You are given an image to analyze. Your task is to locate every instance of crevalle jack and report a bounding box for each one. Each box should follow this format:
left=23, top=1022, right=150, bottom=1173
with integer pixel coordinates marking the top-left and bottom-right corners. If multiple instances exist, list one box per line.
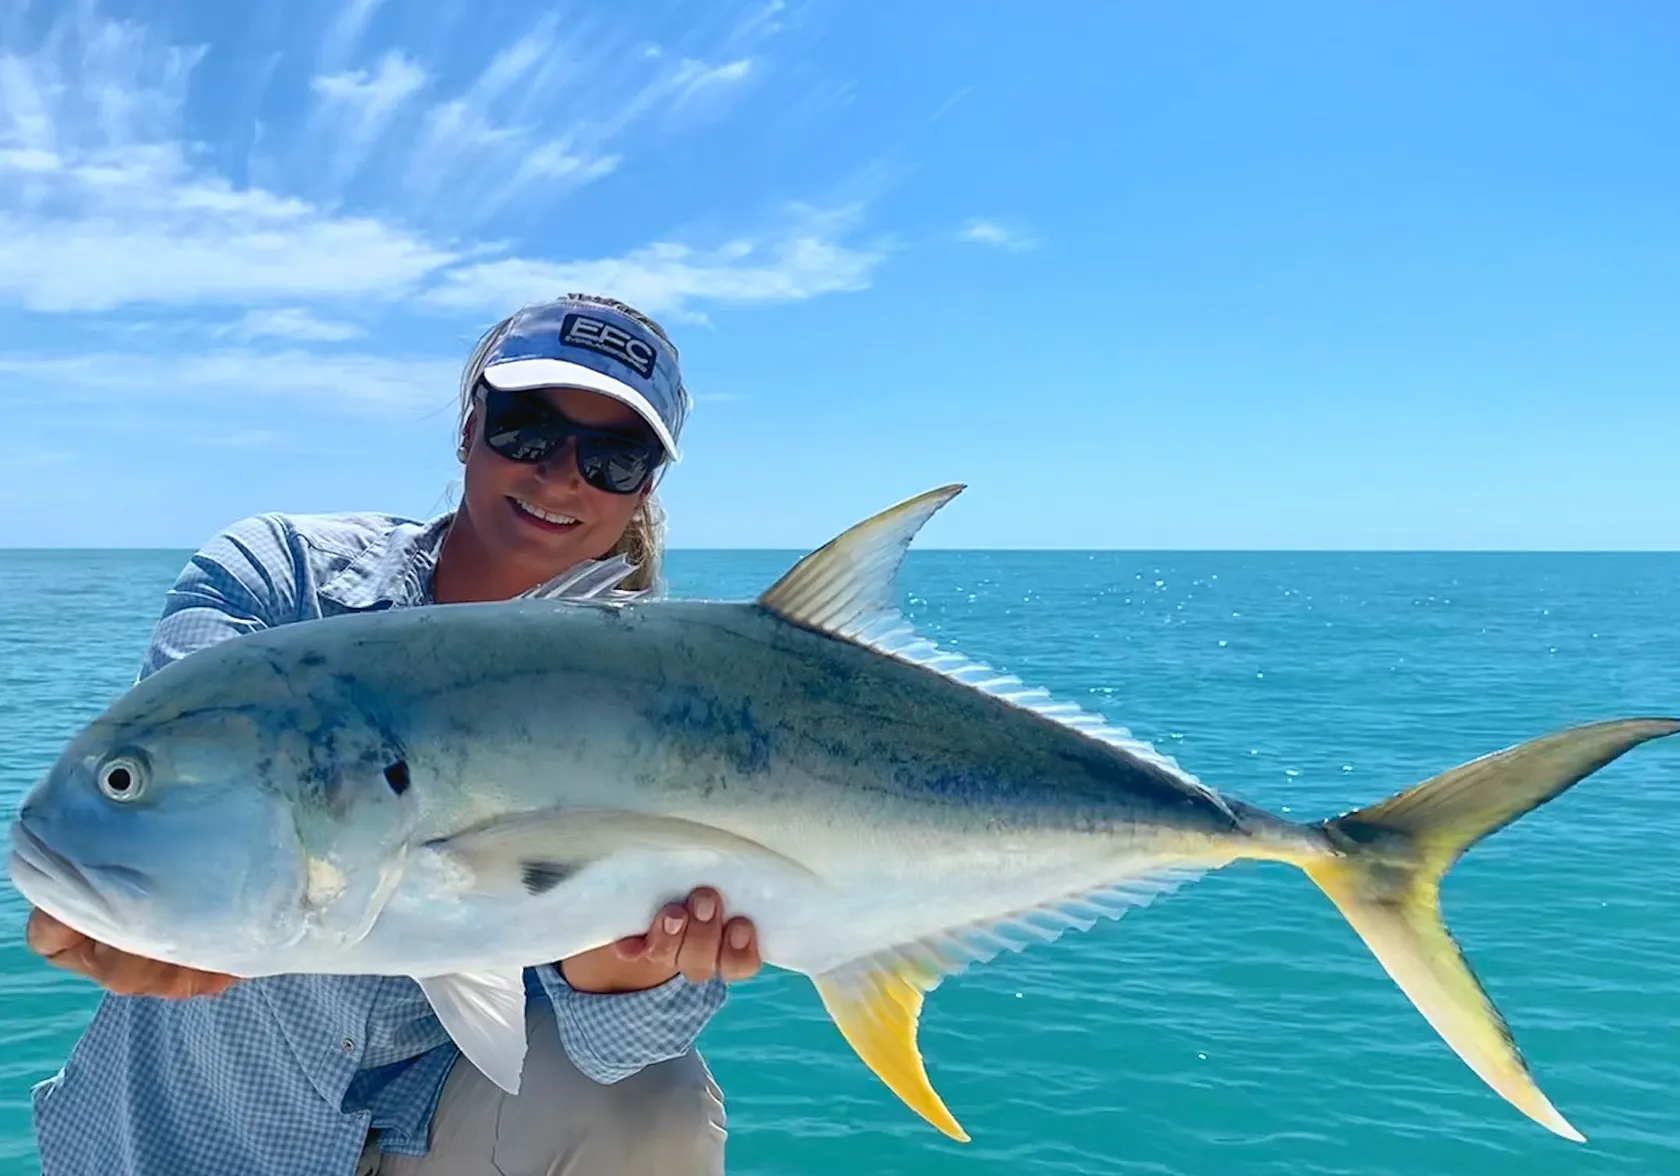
left=9, top=485, right=1676, bottom=1146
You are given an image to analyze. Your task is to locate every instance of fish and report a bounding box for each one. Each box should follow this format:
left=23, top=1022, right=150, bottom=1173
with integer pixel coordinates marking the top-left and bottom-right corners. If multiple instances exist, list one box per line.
left=8, top=484, right=1676, bottom=1146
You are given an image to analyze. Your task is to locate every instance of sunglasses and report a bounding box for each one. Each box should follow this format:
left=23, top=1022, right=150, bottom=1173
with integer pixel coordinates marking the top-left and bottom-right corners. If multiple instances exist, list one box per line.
left=477, top=383, right=665, bottom=495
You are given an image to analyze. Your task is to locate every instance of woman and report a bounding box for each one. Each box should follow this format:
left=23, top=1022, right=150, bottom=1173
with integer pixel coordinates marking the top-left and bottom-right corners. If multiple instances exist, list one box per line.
left=23, top=293, right=760, bottom=1176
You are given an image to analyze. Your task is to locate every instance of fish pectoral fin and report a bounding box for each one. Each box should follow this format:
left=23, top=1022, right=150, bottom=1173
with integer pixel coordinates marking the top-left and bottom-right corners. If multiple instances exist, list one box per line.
left=812, top=952, right=970, bottom=1144
left=416, top=970, right=529, bottom=1095
left=517, top=554, right=647, bottom=602
left=425, top=808, right=817, bottom=897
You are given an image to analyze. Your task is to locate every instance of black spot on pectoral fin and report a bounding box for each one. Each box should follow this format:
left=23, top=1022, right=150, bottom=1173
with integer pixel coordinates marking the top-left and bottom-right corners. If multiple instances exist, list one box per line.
left=384, top=760, right=411, bottom=796
left=520, top=860, right=576, bottom=896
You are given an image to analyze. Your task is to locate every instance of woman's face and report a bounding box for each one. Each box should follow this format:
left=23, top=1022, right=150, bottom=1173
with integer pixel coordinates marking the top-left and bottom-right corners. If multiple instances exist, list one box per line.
left=457, top=385, right=655, bottom=583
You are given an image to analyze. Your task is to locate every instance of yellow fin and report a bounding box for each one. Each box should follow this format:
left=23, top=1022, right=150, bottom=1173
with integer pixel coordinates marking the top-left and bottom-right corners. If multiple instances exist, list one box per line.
left=811, top=953, right=969, bottom=1143
left=1307, top=715, right=1680, bottom=1142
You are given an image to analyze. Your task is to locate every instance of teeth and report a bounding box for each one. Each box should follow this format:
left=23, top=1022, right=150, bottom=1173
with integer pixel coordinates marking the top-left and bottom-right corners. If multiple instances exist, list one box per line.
left=515, top=499, right=578, bottom=526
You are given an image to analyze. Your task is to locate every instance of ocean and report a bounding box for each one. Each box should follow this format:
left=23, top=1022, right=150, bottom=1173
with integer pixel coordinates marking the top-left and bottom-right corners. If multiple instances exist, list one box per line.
left=1, top=547, right=1676, bottom=1175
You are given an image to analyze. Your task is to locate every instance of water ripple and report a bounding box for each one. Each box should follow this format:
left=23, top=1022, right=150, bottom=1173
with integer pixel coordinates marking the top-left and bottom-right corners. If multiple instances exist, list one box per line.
left=1, top=550, right=1677, bottom=1174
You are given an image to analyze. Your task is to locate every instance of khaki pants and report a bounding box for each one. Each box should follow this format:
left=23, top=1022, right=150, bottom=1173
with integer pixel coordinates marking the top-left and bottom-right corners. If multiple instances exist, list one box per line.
left=357, top=1006, right=727, bottom=1175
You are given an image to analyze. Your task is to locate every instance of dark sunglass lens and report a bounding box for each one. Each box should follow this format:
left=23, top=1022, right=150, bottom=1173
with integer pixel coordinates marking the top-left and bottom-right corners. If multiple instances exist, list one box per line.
left=578, top=438, right=656, bottom=493
left=488, top=427, right=560, bottom=463
left=481, top=385, right=661, bottom=487
left=483, top=388, right=565, bottom=462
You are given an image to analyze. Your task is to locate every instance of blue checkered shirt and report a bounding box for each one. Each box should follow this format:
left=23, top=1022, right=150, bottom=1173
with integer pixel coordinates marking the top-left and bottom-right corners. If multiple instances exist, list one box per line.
left=30, top=511, right=728, bottom=1176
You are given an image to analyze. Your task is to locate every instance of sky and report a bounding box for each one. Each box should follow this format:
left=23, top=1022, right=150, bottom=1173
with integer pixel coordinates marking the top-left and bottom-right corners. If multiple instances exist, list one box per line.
left=0, top=0, right=1675, bottom=551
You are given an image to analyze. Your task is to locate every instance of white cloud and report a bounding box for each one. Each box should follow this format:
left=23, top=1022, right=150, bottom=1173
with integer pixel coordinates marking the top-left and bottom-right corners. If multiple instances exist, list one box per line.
left=0, top=349, right=460, bottom=413
left=0, top=204, right=461, bottom=313
left=729, top=1, right=788, bottom=47
left=218, top=308, right=367, bottom=342
left=670, top=57, right=754, bottom=108
left=959, top=218, right=1041, bottom=253
left=307, top=50, right=428, bottom=191
left=390, top=21, right=757, bottom=225
left=319, top=0, right=387, bottom=72
left=0, top=7, right=461, bottom=312
left=0, top=3, right=886, bottom=354
left=422, top=205, right=885, bottom=318
left=394, top=15, right=628, bottom=221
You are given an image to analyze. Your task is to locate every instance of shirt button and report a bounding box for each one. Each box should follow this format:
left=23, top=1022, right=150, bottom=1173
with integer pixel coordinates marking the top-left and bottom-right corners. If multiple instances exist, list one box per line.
left=341, top=1038, right=356, bottom=1054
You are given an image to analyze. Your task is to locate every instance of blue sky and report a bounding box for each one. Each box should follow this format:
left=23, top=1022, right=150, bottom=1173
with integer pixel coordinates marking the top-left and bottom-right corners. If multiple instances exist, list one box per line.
left=0, top=0, right=1675, bottom=550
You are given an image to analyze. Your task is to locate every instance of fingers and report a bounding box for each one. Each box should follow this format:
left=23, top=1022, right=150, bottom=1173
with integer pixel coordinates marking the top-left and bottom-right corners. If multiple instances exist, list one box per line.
left=68, top=939, right=237, bottom=999
left=575, top=888, right=764, bottom=991
left=675, top=888, right=724, bottom=983
left=26, top=907, right=236, bottom=999
left=639, top=902, right=691, bottom=975
left=26, top=908, right=86, bottom=961
left=674, top=888, right=762, bottom=984
left=608, top=933, right=650, bottom=962
left=719, top=916, right=761, bottom=982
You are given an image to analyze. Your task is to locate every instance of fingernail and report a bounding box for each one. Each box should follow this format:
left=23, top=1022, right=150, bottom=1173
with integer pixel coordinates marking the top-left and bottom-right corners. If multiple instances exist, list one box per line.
left=728, top=923, right=750, bottom=950
left=692, top=894, right=716, bottom=922
left=663, top=914, right=685, bottom=935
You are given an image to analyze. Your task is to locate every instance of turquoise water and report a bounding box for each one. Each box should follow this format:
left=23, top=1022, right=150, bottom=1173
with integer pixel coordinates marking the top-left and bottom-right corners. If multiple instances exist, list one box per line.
left=1, top=548, right=1677, bottom=1174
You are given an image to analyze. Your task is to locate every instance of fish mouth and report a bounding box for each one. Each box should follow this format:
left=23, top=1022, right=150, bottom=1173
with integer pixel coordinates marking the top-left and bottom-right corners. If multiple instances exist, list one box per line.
left=11, top=820, right=90, bottom=889
left=8, top=820, right=121, bottom=925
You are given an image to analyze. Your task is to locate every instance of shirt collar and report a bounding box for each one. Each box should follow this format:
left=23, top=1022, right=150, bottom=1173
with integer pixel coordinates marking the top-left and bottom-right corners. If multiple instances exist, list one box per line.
left=317, top=513, right=453, bottom=611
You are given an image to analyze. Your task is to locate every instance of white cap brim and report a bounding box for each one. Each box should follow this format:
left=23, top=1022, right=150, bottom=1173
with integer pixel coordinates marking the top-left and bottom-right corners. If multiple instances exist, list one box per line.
left=481, top=358, right=681, bottom=461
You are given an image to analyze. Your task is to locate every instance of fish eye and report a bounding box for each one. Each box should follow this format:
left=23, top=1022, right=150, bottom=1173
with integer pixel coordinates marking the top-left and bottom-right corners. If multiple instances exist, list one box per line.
left=97, top=755, right=148, bottom=803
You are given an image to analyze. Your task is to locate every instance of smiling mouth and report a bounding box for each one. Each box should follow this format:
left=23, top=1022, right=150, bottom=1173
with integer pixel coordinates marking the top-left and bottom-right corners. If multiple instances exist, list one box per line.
left=509, top=497, right=581, bottom=532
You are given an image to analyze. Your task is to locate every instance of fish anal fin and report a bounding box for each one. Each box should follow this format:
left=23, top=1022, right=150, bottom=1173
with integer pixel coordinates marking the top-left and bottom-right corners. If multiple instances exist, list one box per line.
left=813, top=953, right=969, bottom=1143
left=810, top=860, right=1209, bottom=1142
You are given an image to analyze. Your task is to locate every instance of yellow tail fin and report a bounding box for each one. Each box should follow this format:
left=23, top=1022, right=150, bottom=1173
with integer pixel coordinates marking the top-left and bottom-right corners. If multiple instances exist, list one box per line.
left=1305, top=716, right=1680, bottom=1142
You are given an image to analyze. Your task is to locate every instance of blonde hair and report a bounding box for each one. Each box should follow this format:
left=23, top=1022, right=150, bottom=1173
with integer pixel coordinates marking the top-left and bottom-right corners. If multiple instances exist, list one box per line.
left=455, top=293, right=679, bottom=593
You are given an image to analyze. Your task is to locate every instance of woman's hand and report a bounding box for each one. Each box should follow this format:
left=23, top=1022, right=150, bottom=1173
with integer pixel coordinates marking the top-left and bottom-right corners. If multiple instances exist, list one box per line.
left=25, top=907, right=239, bottom=999
left=559, top=886, right=762, bottom=994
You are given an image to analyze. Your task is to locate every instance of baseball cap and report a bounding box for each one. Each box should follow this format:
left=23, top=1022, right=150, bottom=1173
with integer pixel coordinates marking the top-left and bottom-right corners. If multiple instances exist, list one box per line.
left=477, top=296, right=691, bottom=461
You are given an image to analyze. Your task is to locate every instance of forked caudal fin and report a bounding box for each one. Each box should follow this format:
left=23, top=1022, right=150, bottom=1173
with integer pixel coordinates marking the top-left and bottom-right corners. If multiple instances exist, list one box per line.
left=1304, top=716, right=1680, bottom=1143
left=756, top=489, right=1680, bottom=1142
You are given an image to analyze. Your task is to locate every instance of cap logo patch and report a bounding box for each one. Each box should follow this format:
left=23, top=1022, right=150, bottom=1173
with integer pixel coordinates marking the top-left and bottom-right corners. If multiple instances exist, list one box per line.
left=561, top=313, right=657, bottom=380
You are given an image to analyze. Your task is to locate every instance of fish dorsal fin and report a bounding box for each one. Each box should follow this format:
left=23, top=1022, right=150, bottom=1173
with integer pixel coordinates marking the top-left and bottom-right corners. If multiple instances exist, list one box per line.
left=518, top=554, right=648, bottom=603
left=757, top=485, right=1229, bottom=813
left=757, top=484, right=964, bottom=638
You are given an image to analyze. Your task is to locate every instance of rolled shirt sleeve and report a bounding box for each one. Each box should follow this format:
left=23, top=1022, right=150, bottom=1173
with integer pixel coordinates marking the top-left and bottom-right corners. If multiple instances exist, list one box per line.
left=533, top=965, right=728, bottom=1084
left=136, top=515, right=303, bottom=680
